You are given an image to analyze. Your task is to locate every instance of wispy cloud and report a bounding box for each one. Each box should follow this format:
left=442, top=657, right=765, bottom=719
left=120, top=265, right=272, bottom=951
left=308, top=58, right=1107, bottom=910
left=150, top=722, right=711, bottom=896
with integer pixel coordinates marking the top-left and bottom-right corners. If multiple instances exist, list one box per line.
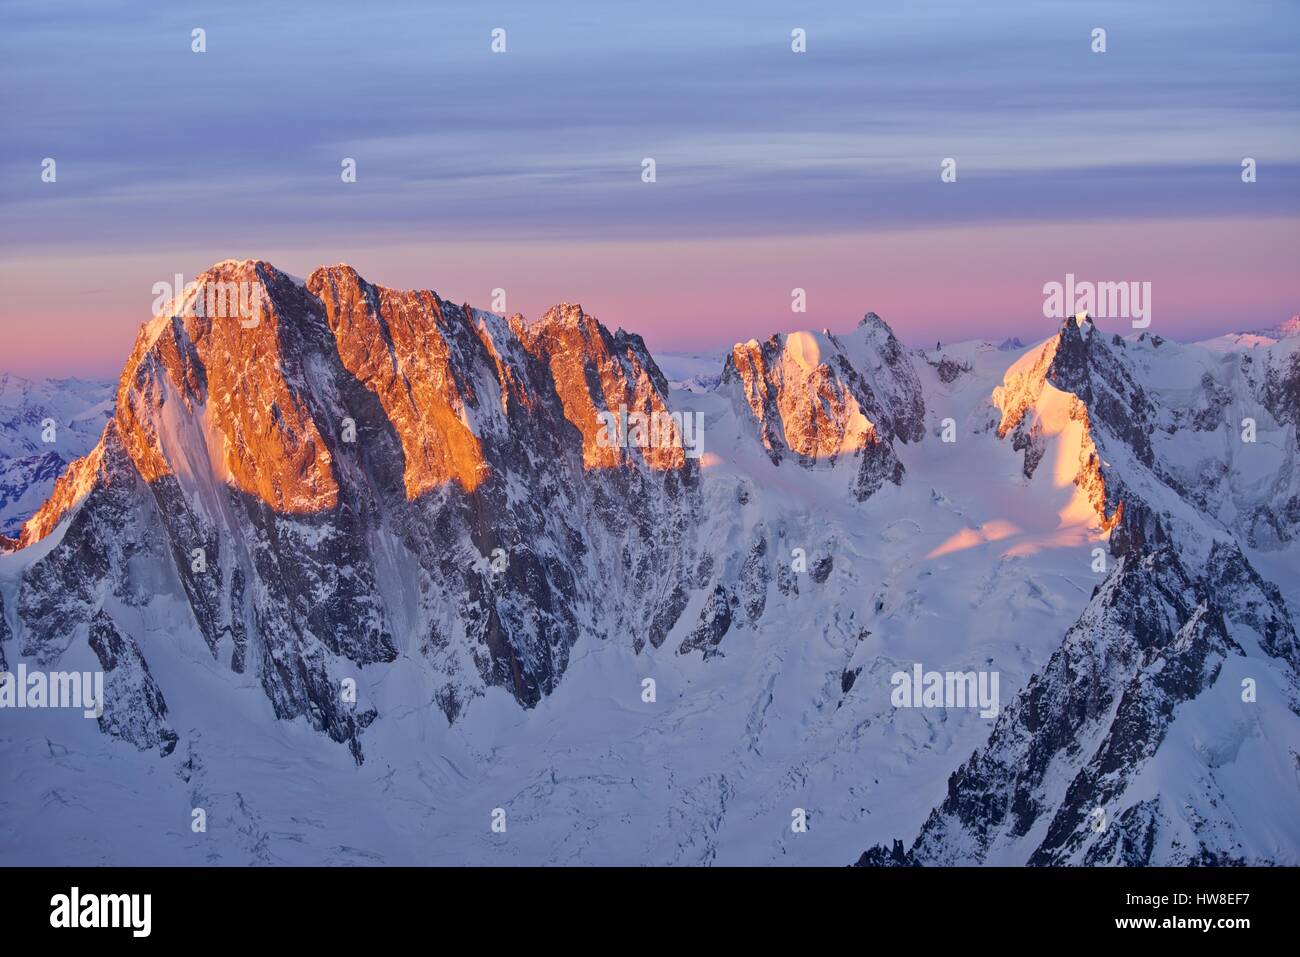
left=0, top=0, right=1296, bottom=373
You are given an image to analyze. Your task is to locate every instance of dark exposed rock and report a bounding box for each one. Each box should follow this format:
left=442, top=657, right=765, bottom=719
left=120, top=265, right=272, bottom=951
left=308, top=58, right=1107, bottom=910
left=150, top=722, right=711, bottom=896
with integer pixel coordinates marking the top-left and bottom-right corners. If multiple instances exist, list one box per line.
left=852, top=438, right=905, bottom=501
left=931, top=355, right=972, bottom=384
left=854, top=839, right=915, bottom=867
left=1010, top=419, right=1045, bottom=480
left=1047, top=316, right=1155, bottom=469
left=88, top=610, right=178, bottom=756
left=645, top=583, right=690, bottom=652
left=678, top=585, right=736, bottom=659
left=0, top=592, right=8, bottom=672
left=840, top=666, right=860, bottom=695
left=776, top=555, right=799, bottom=598
left=739, top=534, right=769, bottom=624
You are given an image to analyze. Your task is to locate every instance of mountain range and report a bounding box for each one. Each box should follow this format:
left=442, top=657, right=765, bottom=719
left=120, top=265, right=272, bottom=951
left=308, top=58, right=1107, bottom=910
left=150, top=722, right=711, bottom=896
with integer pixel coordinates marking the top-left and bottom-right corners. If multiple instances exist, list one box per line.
left=0, top=374, right=113, bottom=539
left=0, top=259, right=1296, bottom=866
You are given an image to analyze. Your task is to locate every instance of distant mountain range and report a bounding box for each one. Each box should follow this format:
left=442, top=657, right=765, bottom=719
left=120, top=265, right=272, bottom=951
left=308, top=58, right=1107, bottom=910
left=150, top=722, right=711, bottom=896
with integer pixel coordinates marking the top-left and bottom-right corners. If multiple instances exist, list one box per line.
left=0, top=374, right=113, bottom=538
left=0, top=259, right=1295, bottom=865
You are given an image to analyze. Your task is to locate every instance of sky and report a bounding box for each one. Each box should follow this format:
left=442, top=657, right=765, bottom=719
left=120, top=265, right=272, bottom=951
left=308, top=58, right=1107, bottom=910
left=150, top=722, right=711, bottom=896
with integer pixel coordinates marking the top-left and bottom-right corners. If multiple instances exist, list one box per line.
left=1, top=0, right=1297, bottom=377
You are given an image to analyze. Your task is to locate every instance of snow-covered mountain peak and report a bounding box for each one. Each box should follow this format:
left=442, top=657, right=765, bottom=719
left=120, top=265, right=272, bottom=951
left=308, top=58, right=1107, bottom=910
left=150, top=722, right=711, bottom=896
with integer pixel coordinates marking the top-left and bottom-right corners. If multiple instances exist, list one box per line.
left=1261, top=314, right=1300, bottom=339
left=2, top=266, right=1297, bottom=867
left=517, top=301, right=680, bottom=471
left=533, top=301, right=590, bottom=329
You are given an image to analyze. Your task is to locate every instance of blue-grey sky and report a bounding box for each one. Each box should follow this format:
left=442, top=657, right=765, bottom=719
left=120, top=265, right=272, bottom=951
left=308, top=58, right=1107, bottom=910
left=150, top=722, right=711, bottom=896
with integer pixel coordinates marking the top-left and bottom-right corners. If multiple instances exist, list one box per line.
left=1, top=0, right=1297, bottom=374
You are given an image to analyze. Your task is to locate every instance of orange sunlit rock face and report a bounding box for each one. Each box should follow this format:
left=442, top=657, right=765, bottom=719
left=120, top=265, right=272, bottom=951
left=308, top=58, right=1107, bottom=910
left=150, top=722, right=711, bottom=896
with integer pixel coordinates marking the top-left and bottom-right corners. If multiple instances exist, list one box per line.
left=153, top=261, right=340, bottom=513
left=992, top=333, right=1122, bottom=536
left=730, top=333, right=878, bottom=460
left=308, top=265, right=487, bottom=497
left=518, top=303, right=685, bottom=471
left=728, top=341, right=774, bottom=442
left=114, top=326, right=181, bottom=486
left=17, top=262, right=690, bottom=550
left=992, top=335, right=1059, bottom=440
left=23, top=261, right=342, bottom=542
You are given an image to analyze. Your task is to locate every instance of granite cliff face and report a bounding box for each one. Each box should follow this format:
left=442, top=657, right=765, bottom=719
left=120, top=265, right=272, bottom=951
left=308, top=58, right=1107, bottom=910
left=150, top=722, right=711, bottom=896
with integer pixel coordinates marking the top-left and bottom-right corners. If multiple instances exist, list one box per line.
left=2, top=268, right=1296, bottom=866
left=8, top=260, right=703, bottom=760
left=722, top=313, right=924, bottom=501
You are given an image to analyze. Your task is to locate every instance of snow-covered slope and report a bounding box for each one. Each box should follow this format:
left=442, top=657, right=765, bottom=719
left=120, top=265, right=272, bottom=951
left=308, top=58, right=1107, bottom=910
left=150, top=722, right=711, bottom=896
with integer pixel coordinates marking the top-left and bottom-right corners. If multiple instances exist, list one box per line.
left=1, top=267, right=1295, bottom=866
left=654, top=351, right=724, bottom=394
left=857, top=317, right=1300, bottom=866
